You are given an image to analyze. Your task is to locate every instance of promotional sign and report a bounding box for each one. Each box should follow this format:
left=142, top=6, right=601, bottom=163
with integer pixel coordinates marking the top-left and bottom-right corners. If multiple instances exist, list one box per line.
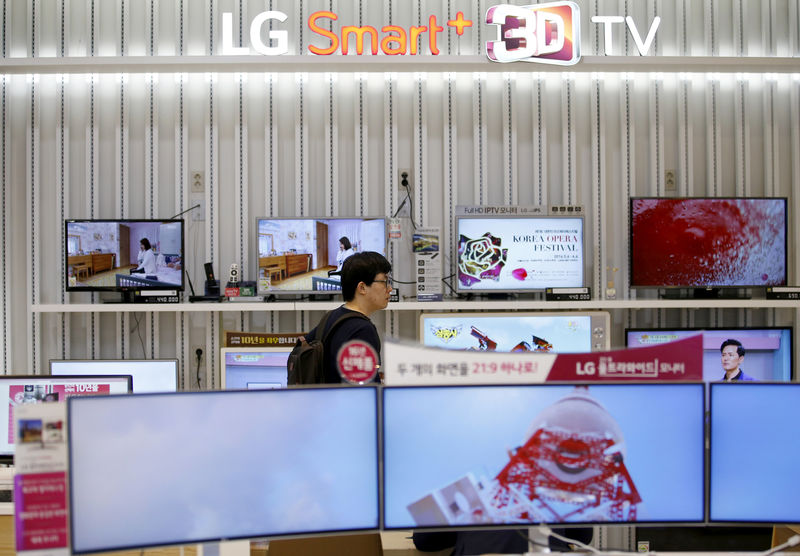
left=336, top=340, right=378, bottom=384
left=413, top=227, right=442, bottom=302
left=224, top=331, right=304, bottom=348
left=14, top=402, right=69, bottom=555
left=383, top=334, right=703, bottom=385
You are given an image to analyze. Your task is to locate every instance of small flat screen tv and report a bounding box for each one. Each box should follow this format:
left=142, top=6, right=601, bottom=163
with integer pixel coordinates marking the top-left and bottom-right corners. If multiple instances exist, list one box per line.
left=0, top=375, right=132, bottom=459
left=420, top=311, right=611, bottom=352
left=65, top=219, right=185, bottom=293
left=629, top=198, right=787, bottom=288
left=709, top=383, right=800, bottom=524
left=220, top=348, right=292, bottom=390
left=50, top=359, right=179, bottom=393
left=625, top=327, right=792, bottom=383
left=68, top=388, right=379, bottom=553
left=383, top=383, right=705, bottom=529
left=455, top=214, right=584, bottom=293
left=256, top=217, right=386, bottom=295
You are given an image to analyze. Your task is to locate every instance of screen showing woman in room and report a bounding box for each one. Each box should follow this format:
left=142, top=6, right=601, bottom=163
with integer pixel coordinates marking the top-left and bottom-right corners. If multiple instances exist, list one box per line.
left=66, top=220, right=183, bottom=290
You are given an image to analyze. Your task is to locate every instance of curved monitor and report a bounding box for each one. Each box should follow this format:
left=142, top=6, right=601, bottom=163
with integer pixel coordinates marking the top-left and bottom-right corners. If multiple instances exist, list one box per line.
left=383, top=383, right=705, bottom=529
left=65, top=219, right=185, bottom=292
left=709, top=383, right=800, bottom=524
left=255, top=217, right=386, bottom=295
left=68, top=388, right=379, bottom=554
left=50, top=359, right=179, bottom=393
left=455, top=214, right=584, bottom=293
left=420, top=312, right=610, bottom=352
left=629, top=198, right=787, bottom=288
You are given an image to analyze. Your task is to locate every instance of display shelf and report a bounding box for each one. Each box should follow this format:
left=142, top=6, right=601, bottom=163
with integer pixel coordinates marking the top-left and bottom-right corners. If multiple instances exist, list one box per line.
left=31, top=298, right=800, bottom=313
left=2, top=55, right=798, bottom=75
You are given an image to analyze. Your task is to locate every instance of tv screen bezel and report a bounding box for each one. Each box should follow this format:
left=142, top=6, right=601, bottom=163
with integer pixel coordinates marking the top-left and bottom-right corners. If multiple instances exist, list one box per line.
left=454, top=213, right=586, bottom=294
left=67, top=387, right=381, bottom=554
left=381, top=382, right=707, bottom=530
left=624, top=326, right=793, bottom=382
left=628, top=197, right=789, bottom=290
left=64, top=218, right=186, bottom=293
left=49, top=359, right=180, bottom=393
left=419, top=311, right=611, bottom=352
left=254, top=216, right=388, bottom=296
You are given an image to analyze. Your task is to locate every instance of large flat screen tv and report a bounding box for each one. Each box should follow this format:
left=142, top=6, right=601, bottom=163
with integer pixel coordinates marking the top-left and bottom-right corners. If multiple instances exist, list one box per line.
left=629, top=198, right=787, bottom=288
left=383, top=383, right=705, bottom=529
left=709, top=383, right=800, bottom=524
left=50, top=359, right=179, bottom=393
left=626, top=327, right=792, bottom=383
left=455, top=215, right=584, bottom=293
left=65, top=219, right=185, bottom=293
left=68, top=388, right=379, bottom=553
left=256, top=217, right=386, bottom=295
left=1, top=375, right=132, bottom=459
left=220, top=347, right=292, bottom=390
left=420, top=311, right=610, bottom=352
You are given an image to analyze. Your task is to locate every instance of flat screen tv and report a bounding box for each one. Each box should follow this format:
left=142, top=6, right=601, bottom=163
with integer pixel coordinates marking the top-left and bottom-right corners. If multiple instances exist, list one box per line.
left=420, top=311, right=611, bottom=352
left=68, top=388, right=379, bottom=553
left=50, top=359, right=179, bottom=393
left=455, top=214, right=584, bottom=293
left=709, top=383, right=800, bottom=524
left=220, top=347, right=292, bottom=390
left=383, top=383, right=705, bottom=529
left=625, top=327, right=792, bottom=382
left=255, top=217, right=387, bottom=295
left=0, top=375, right=132, bottom=459
left=65, top=219, right=185, bottom=293
left=629, top=198, right=787, bottom=288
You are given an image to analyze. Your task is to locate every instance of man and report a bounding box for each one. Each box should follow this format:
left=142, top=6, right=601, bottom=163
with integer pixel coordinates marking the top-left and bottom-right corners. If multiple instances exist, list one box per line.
left=305, top=251, right=392, bottom=383
left=720, top=339, right=756, bottom=382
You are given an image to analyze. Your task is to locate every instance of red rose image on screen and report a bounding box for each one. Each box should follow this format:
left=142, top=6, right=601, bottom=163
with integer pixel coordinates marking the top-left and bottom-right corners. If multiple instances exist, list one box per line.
left=631, top=198, right=786, bottom=287
left=457, top=233, right=509, bottom=287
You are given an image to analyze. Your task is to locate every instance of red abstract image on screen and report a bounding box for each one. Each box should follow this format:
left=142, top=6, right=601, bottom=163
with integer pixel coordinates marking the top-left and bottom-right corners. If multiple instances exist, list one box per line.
left=407, top=387, right=641, bottom=525
left=631, top=198, right=786, bottom=287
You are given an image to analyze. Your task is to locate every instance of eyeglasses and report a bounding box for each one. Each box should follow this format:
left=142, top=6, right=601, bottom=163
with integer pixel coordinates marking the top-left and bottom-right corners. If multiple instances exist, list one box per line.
left=372, top=277, right=393, bottom=289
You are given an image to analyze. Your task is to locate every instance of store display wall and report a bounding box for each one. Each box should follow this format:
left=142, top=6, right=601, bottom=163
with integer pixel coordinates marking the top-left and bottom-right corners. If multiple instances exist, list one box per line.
left=0, top=0, right=799, bottom=387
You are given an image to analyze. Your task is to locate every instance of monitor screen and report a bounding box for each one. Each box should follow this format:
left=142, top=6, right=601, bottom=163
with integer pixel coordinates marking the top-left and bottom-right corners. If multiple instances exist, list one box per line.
left=455, top=215, right=584, bottom=293
left=629, top=198, right=787, bottom=288
left=50, top=359, right=179, bottom=393
left=68, top=388, right=379, bottom=553
left=0, top=375, right=132, bottom=458
left=625, top=328, right=792, bottom=382
left=256, top=217, right=386, bottom=294
left=383, top=384, right=705, bottom=528
left=709, top=383, right=800, bottom=524
left=65, top=219, right=185, bottom=292
left=220, top=348, right=291, bottom=390
left=420, top=312, right=610, bottom=352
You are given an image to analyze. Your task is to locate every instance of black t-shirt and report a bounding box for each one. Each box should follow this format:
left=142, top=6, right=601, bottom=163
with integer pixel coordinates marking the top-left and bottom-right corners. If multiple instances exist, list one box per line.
left=305, top=306, right=381, bottom=383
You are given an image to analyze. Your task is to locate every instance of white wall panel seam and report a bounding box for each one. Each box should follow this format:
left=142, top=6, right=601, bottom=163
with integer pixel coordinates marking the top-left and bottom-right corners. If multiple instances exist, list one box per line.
left=147, top=75, right=158, bottom=218
left=649, top=77, right=663, bottom=195
left=358, top=74, right=367, bottom=216
left=563, top=77, right=575, bottom=205
left=2, top=76, right=8, bottom=370
left=326, top=73, right=338, bottom=216
left=705, top=0, right=717, bottom=56
left=444, top=72, right=455, bottom=284
left=791, top=81, right=799, bottom=312
left=415, top=75, right=426, bottom=226
left=384, top=73, right=397, bottom=301
left=502, top=74, right=515, bottom=205
left=237, top=73, right=249, bottom=333
left=763, top=78, right=775, bottom=197
left=266, top=73, right=276, bottom=218
left=296, top=74, right=308, bottom=216
left=734, top=0, right=743, bottom=57
left=58, top=75, right=69, bottom=358
left=473, top=74, right=486, bottom=204
left=533, top=75, right=545, bottom=207
left=27, top=76, right=40, bottom=373
left=706, top=79, right=720, bottom=196
left=734, top=79, right=748, bottom=196
left=591, top=76, right=604, bottom=299
left=621, top=76, right=633, bottom=299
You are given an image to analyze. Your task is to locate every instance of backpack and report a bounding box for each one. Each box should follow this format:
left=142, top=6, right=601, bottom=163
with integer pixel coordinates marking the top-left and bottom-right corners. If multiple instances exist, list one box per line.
left=286, top=310, right=370, bottom=385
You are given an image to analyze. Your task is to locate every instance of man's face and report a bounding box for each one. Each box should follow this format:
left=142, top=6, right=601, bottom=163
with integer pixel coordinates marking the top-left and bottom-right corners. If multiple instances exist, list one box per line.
left=363, top=272, right=392, bottom=312
left=721, top=345, right=744, bottom=372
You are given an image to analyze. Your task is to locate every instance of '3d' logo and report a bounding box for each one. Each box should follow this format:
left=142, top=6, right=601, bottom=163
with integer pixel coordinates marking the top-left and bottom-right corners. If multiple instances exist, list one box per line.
left=486, top=2, right=580, bottom=65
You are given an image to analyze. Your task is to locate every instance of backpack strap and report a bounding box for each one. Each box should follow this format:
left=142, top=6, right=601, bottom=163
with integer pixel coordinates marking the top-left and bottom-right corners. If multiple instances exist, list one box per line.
left=320, top=310, right=371, bottom=345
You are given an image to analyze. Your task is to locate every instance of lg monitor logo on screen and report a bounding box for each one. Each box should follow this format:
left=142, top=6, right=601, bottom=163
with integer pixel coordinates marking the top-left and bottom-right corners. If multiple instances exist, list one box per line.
left=486, top=2, right=661, bottom=65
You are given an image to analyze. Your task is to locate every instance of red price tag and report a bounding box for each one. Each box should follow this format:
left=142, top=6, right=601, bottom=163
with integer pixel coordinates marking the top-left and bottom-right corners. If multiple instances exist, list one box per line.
left=336, top=340, right=378, bottom=384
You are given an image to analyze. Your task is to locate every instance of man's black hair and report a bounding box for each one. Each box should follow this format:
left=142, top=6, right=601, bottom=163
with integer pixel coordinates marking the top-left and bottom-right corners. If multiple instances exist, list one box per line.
left=339, top=236, right=352, bottom=250
left=140, top=238, right=152, bottom=250
left=720, top=338, right=745, bottom=357
left=341, top=251, right=391, bottom=301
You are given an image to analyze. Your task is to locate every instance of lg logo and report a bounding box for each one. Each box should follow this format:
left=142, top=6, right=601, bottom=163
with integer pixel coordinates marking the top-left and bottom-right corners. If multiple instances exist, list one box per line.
left=486, top=2, right=661, bottom=65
